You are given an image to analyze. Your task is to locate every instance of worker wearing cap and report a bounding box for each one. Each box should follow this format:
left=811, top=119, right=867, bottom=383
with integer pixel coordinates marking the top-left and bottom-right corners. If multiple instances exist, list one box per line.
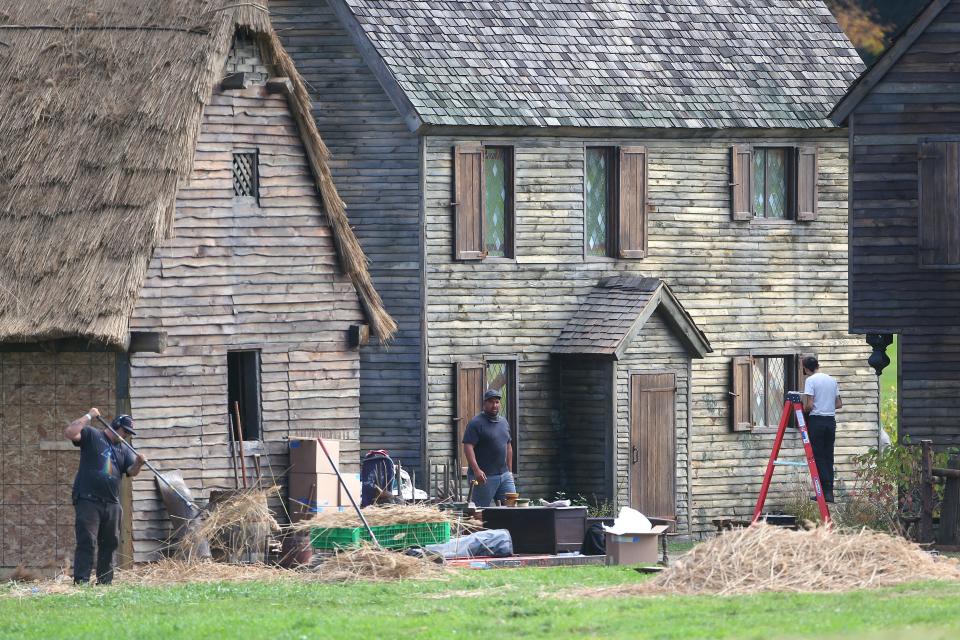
left=64, top=408, right=146, bottom=585
left=802, top=357, right=842, bottom=503
left=462, top=389, right=515, bottom=507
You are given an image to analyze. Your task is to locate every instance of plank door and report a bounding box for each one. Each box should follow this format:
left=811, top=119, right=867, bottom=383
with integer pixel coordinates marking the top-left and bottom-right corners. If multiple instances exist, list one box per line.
left=629, top=372, right=676, bottom=519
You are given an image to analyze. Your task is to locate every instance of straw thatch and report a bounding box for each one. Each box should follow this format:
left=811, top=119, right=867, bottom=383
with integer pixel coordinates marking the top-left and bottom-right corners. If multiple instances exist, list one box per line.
left=588, top=524, right=960, bottom=597
left=287, top=504, right=459, bottom=533
left=312, top=544, right=449, bottom=582
left=0, top=0, right=395, bottom=347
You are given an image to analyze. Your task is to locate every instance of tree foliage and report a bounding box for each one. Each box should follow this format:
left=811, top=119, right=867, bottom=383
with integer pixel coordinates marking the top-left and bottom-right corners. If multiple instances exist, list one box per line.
left=828, top=0, right=894, bottom=62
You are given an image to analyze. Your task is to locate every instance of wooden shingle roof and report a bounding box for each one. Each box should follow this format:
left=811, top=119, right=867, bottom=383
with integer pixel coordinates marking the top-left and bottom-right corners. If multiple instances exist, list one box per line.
left=334, top=0, right=864, bottom=129
left=552, top=276, right=711, bottom=358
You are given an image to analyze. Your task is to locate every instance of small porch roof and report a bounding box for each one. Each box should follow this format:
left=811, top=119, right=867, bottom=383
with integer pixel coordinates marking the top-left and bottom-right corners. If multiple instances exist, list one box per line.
left=552, top=276, right=711, bottom=359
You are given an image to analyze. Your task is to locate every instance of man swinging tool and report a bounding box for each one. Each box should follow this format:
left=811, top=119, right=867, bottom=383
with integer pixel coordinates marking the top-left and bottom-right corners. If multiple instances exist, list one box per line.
left=64, top=408, right=146, bottom=585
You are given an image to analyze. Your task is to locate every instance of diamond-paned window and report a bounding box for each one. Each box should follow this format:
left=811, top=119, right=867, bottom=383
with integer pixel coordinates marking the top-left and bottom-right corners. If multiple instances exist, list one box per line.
left=233, top=151, right=259, bottom=200
left=486, top=361, right=509, bottom=409
left=585, top=147, right=611, bottom=257
left=484, top=147, right=509, bottom=257
left=484, top=359, right=517, bottom=471
left=752, top=148, right=787, bottom=219
left=751, top=356, right=788, bottom=428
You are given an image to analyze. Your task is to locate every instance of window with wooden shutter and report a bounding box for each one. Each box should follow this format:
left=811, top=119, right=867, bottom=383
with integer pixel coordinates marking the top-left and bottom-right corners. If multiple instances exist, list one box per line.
left=485, top=359, right=519, bottom=475
left=730, top=145, right=753, bottom=220
left=455, top=361, right=484, bottom=475
left=585, top=147, right=615, bottom=257
left=483, top=147, right=514, bottom=258
left=453, top=144, right=484, bottom=260
left=795, top=146, right=818, bottom=221
left=618, top=146, right=648, bottom=258
left=730, top=356, right=752, bottom=431
left=752, top=147, right=790, bottom=219
left=918, top=140, right=960, bottom=267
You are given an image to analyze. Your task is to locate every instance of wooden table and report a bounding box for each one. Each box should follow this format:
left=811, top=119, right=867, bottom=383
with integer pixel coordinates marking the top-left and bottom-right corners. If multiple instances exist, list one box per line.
left=481, top=506, right=588, bottom=554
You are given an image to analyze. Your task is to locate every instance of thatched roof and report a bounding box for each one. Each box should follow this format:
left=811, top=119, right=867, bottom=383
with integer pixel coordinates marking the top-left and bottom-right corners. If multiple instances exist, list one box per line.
left=0, top=0, right=396, bottom=347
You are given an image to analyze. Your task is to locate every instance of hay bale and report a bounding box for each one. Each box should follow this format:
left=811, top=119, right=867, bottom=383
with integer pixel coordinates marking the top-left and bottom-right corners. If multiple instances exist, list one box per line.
left=602, top=524, right=960, bottom=596
left=288, top=504, right=457, bottom=532
left=312, top=545, right=448, bottom=583
left=177, top=487, right=281, bottom=563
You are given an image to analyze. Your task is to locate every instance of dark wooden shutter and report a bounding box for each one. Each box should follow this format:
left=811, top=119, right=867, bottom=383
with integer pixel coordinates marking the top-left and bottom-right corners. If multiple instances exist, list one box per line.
left=795, top=353, right=816, bottom=393
left=796, top=145, right=818, bottom=221
left=618, top=146, right=648, bottom=258
left=455, top=361, right=484, bottom=475
left=730, top=356, right=753, bottom=431
left=730, top=145, right=753, bottom=221
left=453, top=144, right=484, bottom=260
left=630, top=373, right=676, bottom=520
left=918, top=140, right=960, bottom=267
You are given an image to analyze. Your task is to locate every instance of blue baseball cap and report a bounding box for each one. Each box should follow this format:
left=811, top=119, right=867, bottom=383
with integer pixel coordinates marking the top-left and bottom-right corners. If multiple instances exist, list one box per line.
left=483, top=389, right=502, bottom=401
left=111, top=415, right=136, bottom=435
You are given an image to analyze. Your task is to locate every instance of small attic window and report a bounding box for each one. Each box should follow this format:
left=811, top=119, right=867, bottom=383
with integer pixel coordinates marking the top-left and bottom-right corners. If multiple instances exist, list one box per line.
left=233, top=151, right=259, bottom=201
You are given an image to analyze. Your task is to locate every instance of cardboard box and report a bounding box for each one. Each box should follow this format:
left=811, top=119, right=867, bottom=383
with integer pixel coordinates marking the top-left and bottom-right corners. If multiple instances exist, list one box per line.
left=288, top=471, right=339, bottom=523
left=604, top=525, right=669, bottom=566
left=338, top=472, right=362, bottom=507
left=288, top=437, right=340, bottom=475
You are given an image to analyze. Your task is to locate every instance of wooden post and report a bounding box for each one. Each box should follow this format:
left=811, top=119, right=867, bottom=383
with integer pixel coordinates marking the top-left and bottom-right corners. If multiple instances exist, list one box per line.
left=920, top=440, right=935, bottom=543
left=937, top=455, right=960, bottom=546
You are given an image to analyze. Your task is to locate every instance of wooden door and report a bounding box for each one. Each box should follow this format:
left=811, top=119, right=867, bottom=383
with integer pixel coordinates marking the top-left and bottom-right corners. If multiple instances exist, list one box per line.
left=455, top=361, right=484, bottom=475
left=630, top=373, right=676, bottom=519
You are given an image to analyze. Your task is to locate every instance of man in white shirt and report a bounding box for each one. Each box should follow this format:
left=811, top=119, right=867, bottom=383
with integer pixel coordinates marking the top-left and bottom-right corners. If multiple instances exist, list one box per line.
left=802, top=356, right=842, bottom=502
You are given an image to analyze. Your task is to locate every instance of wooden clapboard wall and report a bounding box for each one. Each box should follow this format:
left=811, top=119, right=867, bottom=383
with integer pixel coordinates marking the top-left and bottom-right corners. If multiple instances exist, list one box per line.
left=844, top=0, right=960, bottom=448
left=272, top=0, right=426, bottom=472
left=615, top=312, right=691, bottom=530
left=422, top=133, right=877, bottom=534
left=127, top=79, right=366, bottom=560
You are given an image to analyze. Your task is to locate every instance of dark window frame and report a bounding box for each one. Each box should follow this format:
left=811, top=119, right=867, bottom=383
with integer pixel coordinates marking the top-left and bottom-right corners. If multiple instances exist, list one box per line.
left=227, top=349, right=262, bottom=442
left=749, top=354, right=801, bottom=432
left=232, top=149, right=260, bottom=204
left=482, top=355, right=520, bottom=476
left=481, top=145, right=516, bottom=260
left=751, top=146, right=795, bottom=221
left=583, top=145, right=618, bottom=259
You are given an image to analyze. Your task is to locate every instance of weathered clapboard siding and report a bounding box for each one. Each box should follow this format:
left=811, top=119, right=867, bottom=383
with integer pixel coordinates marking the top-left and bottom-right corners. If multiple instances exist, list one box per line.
left=127, top=87, right=365, bottom=560
left=849, top=2, right=960, bottom=333
left=423, top=133, right=877, bottom=534
left=614, top=311, right=691, bottom=531
left=844, top=0, right=960, bottom=449
left=272, top=0, right=425, bottom=471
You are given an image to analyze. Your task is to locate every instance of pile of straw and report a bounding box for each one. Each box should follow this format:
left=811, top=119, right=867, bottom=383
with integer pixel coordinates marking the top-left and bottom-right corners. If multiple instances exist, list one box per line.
left=288, top=504, right=457, bottom=532
left=607, top=524, right=960, bottom=596
left=313, top=545, right=447, bottom=583
left=177, top=487, right=281, bottom=562
left=118, top=559, right=296, bottom=587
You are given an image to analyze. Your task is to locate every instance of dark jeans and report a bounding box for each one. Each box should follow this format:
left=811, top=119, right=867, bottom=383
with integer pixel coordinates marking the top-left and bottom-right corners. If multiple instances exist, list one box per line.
left=74, top=498, right=122, bottom=585
left=808, top=415, right=837, bottom=495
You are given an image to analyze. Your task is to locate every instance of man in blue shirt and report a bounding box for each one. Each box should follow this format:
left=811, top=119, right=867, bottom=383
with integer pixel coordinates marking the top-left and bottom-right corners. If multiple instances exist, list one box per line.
left=462, top=389, right=515, bottom=507
left=64, top=408, right=145, bottom=585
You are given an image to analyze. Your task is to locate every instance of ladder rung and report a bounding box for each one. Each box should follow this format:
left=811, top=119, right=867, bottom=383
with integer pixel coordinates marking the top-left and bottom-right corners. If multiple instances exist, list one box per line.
left=773, top=460, right=807, bottom=467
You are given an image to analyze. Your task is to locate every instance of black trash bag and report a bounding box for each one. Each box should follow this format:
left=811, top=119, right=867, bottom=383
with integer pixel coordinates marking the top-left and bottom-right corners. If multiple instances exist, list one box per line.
left=581, top=522, right=606, bottom=556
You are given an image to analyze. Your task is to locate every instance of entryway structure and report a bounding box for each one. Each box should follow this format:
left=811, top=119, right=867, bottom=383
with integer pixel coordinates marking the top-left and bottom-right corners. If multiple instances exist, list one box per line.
left=552, top=276, right=711, bottom=530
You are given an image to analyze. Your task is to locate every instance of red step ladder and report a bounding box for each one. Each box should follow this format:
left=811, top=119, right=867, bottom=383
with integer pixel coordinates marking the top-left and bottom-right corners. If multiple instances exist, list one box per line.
left=753, top=391, right=830, bottom=524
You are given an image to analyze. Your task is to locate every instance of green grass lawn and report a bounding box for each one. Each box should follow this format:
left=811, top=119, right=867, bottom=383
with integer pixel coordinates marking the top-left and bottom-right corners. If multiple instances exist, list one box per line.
left=2, top=566, right=960, bottom=640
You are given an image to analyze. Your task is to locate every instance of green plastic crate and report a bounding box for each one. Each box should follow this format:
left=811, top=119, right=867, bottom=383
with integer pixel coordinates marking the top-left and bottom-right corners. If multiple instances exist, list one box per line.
left=311, top=521, right=451, bottom=550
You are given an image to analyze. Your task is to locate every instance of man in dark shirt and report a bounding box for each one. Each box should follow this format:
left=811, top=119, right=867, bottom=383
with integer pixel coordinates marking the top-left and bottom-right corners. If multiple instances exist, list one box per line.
left=462, top=389, right=515, bottom=507
left=64, top=408, right=145, bottom=585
